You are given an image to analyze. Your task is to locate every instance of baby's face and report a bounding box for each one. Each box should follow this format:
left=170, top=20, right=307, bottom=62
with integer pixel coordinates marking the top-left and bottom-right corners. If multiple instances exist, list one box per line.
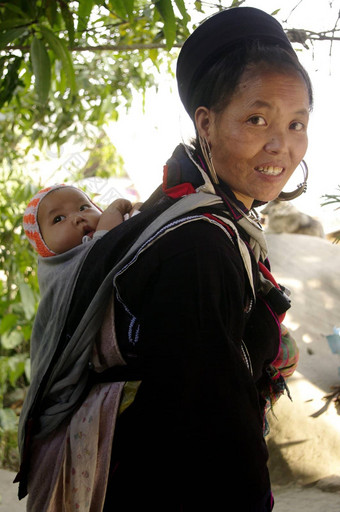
left=38, top=187, right=101, bottom=254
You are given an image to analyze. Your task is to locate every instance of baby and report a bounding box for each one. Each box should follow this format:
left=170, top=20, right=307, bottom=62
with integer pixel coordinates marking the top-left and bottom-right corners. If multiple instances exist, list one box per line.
left=23, top=184, right=138, bottom=257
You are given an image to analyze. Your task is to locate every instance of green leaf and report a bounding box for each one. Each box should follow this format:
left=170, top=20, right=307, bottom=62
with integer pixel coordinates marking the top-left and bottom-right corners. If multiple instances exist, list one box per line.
left=0, top=18, right=31, bottom=30
left=194, top=1, right=203, bottom=13
left=77, top=0, right=94, bottom=34
left=7, top=355, right=26, bottom=387
left=0, top=314, right=18, bottom=336
left=0, top=26, right=28, bottom=51
left=155, top=0, right=176, bottom=49
left=0, top=55, right=23, bottom=108
left=174, top=0, right=190, bottom=23
left=25, top=357, right=31, bottom=382
left=108, top=0, right=126, bottom=19
left=19, top=282, right=36, bottom=320
left=108, top=0, right=134, bottom=19
left=2, top=4, right=27, bottom=17
left=20, top=0, right=38, bottom=19
left=30, top=36, right=51, bottom=105
left=124, top=0, right=134, bottom=18
left=60, top=1, right=75, bottom=46
left=45, top=0, right=58, bottom=27
left=0, top=408, right=17, bottom=432
left=40, top=25, right=77, bottom=94
left=0, top=55, right=6, bottom=74
left=1, top=330, right=23, bottom=350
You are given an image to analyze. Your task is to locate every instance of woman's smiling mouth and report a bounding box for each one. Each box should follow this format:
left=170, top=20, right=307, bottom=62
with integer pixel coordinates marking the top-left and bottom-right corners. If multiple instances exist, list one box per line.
left=255, top=165, right=284, bottom=176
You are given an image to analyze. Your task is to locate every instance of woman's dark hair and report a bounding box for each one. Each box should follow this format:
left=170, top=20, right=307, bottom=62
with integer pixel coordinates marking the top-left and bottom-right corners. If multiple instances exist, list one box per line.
left=188, top=40, right=313, bottom=120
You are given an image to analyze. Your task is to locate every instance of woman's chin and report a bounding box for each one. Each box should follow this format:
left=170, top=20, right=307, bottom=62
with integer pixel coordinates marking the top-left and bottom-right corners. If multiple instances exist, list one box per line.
left=254, top=191, right=282, bottom=205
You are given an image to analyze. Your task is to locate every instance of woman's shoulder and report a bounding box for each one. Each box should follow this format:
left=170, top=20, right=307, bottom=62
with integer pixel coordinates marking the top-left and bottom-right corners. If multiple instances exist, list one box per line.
left=156, top=213, right=238, bottom=253
left=121, top=213, right=244, bottom=280
left=115, top=212, right=248, bottom=315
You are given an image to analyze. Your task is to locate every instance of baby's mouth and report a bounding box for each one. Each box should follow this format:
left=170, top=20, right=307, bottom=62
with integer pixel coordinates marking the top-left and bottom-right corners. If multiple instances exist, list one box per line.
left=255, top=165, right=283, bottom=176
left=84, top=229, right=94, bottom=238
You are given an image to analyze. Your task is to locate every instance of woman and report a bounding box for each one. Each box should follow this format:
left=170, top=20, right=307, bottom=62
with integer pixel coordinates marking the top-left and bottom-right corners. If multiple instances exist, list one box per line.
left=102, top=7, right=311, bottom=510
left=17, top=7, right=311, bottom=512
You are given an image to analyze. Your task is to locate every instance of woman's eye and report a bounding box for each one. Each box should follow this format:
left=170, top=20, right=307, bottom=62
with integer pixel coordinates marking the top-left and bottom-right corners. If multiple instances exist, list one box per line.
left=53, top=215, right=65, bottom=224
left=80, top=204, right=90, bottom=211
left=290, top=121, right=304, bottom=131
left=247, top=115, right=266, bottom=126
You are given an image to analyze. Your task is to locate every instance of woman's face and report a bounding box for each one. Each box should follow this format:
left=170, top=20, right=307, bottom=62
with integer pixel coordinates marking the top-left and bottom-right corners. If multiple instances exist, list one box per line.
left=195, top=69, right=310, bottom=208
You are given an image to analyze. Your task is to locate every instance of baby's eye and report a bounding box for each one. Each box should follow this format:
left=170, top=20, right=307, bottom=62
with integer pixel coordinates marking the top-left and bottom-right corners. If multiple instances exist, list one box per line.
left=247, top=115, right=266, bottom=126
left=53, top=215, right=65, bottom=224
left=79, top=204, right=90, bottom=211
left=290, top=121, right=305, bottom=132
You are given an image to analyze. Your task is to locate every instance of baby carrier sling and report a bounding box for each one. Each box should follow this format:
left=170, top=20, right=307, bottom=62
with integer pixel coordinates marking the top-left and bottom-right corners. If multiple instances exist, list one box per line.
left=16, top=182, right=233, bottom=498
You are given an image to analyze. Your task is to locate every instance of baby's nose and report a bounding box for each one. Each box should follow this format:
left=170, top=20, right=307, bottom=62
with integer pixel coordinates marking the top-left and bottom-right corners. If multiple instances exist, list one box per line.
left=71, top=212, right=85, bottom=224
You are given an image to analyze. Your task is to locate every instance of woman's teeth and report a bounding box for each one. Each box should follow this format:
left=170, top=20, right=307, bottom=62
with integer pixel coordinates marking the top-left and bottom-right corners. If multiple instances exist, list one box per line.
left=256, top=166, right=283, bottom=176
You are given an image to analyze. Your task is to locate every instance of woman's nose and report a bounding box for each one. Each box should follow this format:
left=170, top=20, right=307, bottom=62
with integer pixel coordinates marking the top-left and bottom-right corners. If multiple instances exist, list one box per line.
left=264, top=131, right=287, bottom=154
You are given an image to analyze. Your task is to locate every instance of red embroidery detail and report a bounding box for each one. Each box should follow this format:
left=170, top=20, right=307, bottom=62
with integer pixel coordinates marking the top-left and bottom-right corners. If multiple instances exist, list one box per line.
left=203, top=213, right=235, bottom=237
left=258, top=261, right=279, bottom=287
left=163, top=182, right=196, bottom=199
left=162, top=164, right=196, bottom=197
left=258, top=261, right=285, bottom=323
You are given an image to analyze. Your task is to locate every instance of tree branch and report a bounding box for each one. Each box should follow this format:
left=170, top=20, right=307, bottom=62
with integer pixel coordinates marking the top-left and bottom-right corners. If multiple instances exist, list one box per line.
left=71, top=43, right=182, bottom=51
left=286, top=28, right=340, bottom=48
left=6, top=27, right=340, bottom=56
left=5, top=42, right=183, bottom=53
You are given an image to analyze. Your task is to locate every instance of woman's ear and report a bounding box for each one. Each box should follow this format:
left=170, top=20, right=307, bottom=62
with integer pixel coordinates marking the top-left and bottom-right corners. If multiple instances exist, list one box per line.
left=194, top=106, right=212, bottom=141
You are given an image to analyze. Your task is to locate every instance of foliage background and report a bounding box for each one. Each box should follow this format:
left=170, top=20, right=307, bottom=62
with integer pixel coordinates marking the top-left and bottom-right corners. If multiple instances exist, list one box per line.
left=0, top=0, right=204, bottom=470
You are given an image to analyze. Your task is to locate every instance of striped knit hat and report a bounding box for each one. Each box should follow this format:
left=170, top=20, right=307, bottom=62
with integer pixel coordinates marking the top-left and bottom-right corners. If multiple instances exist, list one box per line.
left=23, top=184, right=68, bottom=257
left=23, top=184, right=101, bottom=258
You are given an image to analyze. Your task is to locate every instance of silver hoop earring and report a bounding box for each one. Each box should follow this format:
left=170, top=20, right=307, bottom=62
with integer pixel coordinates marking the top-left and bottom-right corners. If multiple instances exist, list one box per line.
left=278, top=160, right=308, bottom=201
left=198, top=135, right=220, bottom=185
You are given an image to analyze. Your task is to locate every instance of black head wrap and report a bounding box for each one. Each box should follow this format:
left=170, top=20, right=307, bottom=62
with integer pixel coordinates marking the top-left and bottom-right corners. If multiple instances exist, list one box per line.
left=176, top=7, right=295, bottom=117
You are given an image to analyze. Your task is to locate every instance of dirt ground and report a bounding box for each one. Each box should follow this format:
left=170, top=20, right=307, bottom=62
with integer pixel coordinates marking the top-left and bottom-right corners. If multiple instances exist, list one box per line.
left=266, top=233, right=340, bottom=511
left=1, top=469, right=339, bottom=511
left=272, top=484, right=340, bottom=511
